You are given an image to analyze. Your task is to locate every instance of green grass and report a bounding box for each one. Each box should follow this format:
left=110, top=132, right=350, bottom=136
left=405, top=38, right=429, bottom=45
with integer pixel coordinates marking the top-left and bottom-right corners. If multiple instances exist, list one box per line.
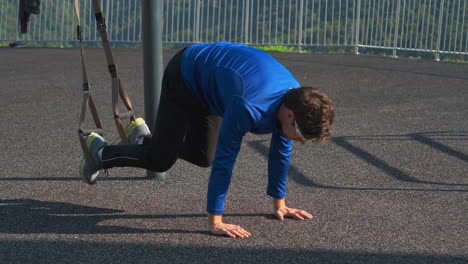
left=254, top=45, right=468, bottom=63
left=252, top=45, right=308, bottom=53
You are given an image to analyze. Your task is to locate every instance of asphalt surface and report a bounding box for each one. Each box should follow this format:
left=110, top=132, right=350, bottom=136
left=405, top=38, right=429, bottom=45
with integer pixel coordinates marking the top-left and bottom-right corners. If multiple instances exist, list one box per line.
left=0, top=47, right=467, bottom=264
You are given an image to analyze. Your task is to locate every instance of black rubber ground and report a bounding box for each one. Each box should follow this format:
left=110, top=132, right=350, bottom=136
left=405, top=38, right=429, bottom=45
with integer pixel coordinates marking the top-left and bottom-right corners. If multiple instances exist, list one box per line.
left=0, top=48, right=466, bottom=263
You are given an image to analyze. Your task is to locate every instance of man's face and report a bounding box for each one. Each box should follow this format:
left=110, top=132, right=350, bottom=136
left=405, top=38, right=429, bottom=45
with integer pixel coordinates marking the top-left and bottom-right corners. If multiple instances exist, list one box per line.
left=278, top=106, right=306, bottom=144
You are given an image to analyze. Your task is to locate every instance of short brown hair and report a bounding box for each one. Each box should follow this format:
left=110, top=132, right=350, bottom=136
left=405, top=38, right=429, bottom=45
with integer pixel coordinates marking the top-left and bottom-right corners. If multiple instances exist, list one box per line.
left=283, top=87, right=335, bottom=141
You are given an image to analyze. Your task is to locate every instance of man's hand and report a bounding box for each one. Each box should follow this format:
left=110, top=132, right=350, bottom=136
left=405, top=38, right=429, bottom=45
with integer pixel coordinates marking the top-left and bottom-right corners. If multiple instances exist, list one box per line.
left=273, top=198, right=313, bottom=221
left=208, top=213, right=251, bottom=238
left=275, top=206, right=313, bottom=221
left=210, top=222, right=252, bottom=238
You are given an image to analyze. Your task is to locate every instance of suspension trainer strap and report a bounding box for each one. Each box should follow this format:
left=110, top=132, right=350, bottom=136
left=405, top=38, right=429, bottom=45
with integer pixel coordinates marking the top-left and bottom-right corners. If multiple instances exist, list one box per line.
left=74, top=0, right=103, bottom=172
left=92, top=0, right=135, bottom=144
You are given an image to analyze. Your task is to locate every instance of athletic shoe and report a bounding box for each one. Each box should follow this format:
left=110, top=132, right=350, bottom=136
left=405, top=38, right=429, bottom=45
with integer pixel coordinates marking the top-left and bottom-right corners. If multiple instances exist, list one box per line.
left=80, top=132, right=108, bottom=185
left=126, top=117, right=151, bottom=144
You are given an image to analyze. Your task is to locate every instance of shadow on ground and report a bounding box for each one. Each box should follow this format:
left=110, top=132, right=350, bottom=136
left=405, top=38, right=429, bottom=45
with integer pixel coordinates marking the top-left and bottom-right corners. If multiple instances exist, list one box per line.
left=0, top=239, right=465, bottom=264
left=248, top=131, right=468, bottom=192
left=0, top=199, right=270, bottom=235
left=2, top=200, right=465, bottom=263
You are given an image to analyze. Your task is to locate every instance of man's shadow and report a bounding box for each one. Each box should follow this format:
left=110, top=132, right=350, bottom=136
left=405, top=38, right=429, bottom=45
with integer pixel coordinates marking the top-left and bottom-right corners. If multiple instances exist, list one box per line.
left=248, top=131, right=468, bottom=192
left=0, top=199, right=269, bottom=235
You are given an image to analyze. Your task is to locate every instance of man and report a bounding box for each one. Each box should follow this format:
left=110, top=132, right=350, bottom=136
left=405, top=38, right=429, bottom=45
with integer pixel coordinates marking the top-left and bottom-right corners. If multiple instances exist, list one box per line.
left=80, top=42, right=335, bottom=238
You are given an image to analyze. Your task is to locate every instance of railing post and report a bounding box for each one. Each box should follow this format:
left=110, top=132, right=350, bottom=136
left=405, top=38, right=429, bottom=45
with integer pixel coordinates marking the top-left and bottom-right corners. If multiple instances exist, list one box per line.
left=245, top=0, right=250, bottom=44
left=298, top=0, right=304, bottom=52
left=196, top=0, right=201, bottom=42
left=355, top=0, right=361, bottom=55
left=60, top=0, right=66, bottom=48
left=435, top=0, right=445, bottom=62
left=393, top=0, right=401, bottom=58
left=15, top=0, right=20, bottom=43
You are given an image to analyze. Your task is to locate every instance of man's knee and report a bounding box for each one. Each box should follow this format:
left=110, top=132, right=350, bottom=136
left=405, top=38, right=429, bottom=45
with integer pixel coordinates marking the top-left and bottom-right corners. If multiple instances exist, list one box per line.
left=196, top=157, right=212, bottom=168
left=179, top=153, right=213, bottom=168
left=147, top=152, right=177, bottom=173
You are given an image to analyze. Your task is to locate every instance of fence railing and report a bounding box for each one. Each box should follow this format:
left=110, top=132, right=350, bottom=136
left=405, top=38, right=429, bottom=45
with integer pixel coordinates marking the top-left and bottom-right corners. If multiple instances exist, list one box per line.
left=1, top=0, right=467, bottom=60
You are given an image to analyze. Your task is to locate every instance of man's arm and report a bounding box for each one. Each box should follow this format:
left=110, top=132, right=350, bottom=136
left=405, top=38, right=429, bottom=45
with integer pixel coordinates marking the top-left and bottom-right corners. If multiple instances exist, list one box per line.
left=266, top=129, right=292, bottom=199
left=206, top=97, right=254, bottom=237
left=268, top=130, right=313, bottom=221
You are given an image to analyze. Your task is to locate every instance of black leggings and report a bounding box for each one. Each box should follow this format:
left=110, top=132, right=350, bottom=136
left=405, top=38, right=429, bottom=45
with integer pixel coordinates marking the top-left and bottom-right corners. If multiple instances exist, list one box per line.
left=101, top=48, right=222, bottom=172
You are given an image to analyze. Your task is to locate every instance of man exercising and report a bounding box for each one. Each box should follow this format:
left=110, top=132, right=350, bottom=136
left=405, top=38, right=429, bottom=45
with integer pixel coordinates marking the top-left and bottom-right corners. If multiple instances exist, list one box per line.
left=80, top=42, right=335, bottom=238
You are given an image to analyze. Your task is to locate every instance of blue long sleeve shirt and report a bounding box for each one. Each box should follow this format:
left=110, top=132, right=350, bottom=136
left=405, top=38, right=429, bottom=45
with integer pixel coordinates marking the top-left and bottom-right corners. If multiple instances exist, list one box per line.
left=181, top=42, right=300, bottom=215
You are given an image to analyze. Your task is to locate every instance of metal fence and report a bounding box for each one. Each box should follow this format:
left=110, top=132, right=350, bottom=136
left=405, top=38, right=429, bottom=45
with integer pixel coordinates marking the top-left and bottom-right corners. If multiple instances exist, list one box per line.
left=1, top=0, right=467, bottom=60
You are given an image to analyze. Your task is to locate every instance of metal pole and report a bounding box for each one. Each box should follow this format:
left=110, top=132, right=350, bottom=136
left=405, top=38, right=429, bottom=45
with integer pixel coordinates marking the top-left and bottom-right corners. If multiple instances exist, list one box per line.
left=298, top=0, right=304, bottom=52
left=60, top=0, right=65, bottom=47
left=142, top=0, right=166, bottom=180
left=435, top=0, right=445, bottom=61
left=454, top=0, right=461, bottom=52
left=323, top=0, right=328, bottom=44
left=355, top=0, right=361, bottom=54
left=345, top=0, right=349, bottom=45
left=462, top=0, right=467, bottom=52
left=16, top=0, right=20, bottom=42
left=245, top=0, right=250, bottom=44
left=196, top=0, right=201, bottom=42
left=0, top=0, right=4, bottom=40
left=393, top=0, right=401, bottom=58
